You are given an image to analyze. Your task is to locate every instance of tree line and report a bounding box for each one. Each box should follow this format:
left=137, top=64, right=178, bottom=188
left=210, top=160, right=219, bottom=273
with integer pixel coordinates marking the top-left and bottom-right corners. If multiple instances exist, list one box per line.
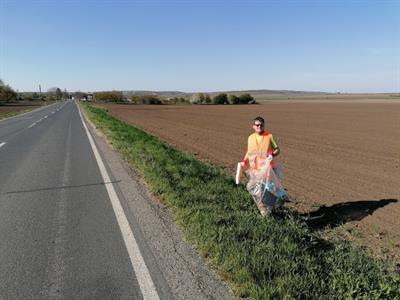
left=1, top=78, right=256, bottom=105
left=190, top=93, right=255, bottom=104
left=91, top=91, right=256, bottom=105
left=0, top=78, right=81, bottom=103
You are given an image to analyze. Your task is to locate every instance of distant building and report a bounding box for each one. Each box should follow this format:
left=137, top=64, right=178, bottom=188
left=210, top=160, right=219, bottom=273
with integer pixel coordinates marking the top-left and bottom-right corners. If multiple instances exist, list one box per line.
left=82, top=93, right=93, bottom=102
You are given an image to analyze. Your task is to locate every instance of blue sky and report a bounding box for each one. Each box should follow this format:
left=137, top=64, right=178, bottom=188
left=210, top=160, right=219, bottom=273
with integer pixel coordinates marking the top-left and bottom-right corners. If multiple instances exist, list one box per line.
left=1, top=0, right=399, bottom=93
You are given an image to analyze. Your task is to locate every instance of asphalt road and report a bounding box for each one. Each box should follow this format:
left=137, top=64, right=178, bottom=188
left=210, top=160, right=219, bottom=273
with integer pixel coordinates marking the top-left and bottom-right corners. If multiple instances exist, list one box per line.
left=0, top=101, right=233, bottom=300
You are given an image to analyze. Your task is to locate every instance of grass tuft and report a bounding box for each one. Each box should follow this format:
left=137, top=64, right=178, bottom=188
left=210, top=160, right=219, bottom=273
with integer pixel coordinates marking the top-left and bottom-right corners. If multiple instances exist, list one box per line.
left=83, top=104, right=400, bottom=299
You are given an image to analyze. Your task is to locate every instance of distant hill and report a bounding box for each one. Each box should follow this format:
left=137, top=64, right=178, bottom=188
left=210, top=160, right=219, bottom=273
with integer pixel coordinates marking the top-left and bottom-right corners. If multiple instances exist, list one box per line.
left=205, top=89, right=332, bottom=99
left=122, top=90, right=187, bottom=97
left=217, top=89, right=330, bottom=95
left=122, top=89, right=330, bottom=97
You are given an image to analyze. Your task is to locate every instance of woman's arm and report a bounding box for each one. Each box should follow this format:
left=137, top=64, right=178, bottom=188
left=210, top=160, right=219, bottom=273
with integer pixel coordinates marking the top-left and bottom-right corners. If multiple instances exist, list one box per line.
left=270, top=135, right=280, bottom=157
left=242, top=152, right=249, bottom=165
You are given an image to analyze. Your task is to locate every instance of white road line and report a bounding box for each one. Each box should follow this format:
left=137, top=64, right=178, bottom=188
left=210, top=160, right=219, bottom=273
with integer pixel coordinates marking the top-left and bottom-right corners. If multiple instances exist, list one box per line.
left=0, top=142, right=6, bottom=148
left=27, top=106, right=61, bottom=129
left=76, top=103, right=160, bottom=300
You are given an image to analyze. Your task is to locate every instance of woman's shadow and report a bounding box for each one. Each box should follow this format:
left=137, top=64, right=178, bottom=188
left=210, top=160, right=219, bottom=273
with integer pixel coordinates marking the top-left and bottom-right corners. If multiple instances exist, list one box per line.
left=300, top=198, right=398, bottom=231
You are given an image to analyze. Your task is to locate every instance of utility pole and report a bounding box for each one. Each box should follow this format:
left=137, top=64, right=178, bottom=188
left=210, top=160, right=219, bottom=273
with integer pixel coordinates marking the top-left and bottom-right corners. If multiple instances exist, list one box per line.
left=39, top=84, right=42, bottom=100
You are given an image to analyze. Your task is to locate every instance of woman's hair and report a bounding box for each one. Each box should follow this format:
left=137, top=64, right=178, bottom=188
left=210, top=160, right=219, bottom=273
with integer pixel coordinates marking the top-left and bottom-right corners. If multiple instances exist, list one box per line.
left=253, top=116, right=265, bottom=124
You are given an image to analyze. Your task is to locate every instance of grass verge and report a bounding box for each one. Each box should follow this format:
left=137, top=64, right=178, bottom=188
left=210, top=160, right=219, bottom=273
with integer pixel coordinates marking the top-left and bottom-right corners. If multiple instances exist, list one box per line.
left=83, top=103, right=399, bottom=299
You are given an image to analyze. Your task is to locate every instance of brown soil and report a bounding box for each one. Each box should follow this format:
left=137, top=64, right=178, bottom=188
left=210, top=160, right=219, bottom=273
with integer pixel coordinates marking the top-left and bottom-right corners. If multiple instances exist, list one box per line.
left=100, top=102, right=400, bottom=261
left=0, top=102, right=42, bottom=116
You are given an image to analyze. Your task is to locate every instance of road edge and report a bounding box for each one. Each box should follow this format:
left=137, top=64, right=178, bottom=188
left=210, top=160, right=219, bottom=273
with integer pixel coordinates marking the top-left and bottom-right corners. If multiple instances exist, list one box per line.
left=78, top=101, right=235, bottom=300
left=76, top=101, right=160, bottom=300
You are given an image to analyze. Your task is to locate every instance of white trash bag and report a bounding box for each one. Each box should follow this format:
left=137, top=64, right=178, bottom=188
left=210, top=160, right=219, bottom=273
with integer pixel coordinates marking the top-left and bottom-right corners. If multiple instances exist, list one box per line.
left=245, top=158, right=288, bottom=209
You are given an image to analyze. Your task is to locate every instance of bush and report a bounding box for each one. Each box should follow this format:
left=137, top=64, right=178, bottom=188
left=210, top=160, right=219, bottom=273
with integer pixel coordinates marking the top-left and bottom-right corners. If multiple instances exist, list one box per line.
left=94, top=91, right=124, bottom=102
left=238, top=93, right=255, bottom=104
left=190, top=93, right=211, bottom=104
left=0, top=84, right=17, bottom=103
left=192, top=93, right=255, bottom=105
left=45, top=95, right=56, bottom=101
left=228, top=95, right=240, bottom=104
left=130, top=95, right=163, bottom=105
left=199, top=93, right=211, bottom=104
left=227, top=94, right=256, bottom=105
left=168, top=97, right=190, bottom=105
left=212, top=93, right=228, bottom=104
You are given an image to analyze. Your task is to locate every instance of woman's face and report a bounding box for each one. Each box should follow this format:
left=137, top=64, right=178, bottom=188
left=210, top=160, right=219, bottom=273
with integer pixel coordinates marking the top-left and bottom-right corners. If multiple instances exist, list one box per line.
left=253, top=121, right=264, bottom=134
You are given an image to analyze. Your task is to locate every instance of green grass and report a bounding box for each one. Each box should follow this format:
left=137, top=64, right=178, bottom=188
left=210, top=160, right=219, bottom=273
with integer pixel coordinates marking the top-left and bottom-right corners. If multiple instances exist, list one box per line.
left=83, top=104, right=400, bottom=299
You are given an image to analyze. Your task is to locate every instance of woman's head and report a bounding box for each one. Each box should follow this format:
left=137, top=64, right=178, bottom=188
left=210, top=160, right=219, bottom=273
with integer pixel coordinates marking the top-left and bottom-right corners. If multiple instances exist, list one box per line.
left=252, top=116, right=265, bottom=134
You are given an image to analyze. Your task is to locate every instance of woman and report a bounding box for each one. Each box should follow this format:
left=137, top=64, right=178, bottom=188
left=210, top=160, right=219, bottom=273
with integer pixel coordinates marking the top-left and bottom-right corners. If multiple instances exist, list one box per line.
left=241, top=116, right=287, bottom=216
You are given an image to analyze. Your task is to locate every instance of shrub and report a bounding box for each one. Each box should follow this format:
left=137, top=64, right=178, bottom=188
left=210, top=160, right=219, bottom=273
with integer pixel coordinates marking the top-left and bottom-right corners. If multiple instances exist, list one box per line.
left=0, top=84, right=17, bottom=103
left=94, top=91, right=124, bottom=102
left=190, top=93, right=211, bottom=104
left=199, top=93, right=211, bottom=104
left=238, top=93, right=255, bottom=104
left=168, top=97, right=190, bottom=105
left=228, top=94, right=240, bottom=104
left=130, top=95, right=163, bottom=105
left=212, top=93, right=228, bottom=104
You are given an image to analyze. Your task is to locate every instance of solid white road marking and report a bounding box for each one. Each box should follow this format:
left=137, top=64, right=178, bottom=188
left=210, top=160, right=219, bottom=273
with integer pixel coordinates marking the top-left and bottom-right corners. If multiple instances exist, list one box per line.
left=0, top=142, right=6, bottom=148
left=76, top=103, right=160, bottom=300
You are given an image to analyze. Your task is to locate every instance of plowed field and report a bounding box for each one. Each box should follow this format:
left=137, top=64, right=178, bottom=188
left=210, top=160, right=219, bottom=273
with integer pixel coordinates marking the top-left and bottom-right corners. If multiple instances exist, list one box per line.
left=0, top=102, right=42, bottom=119
left=0, top=106, right=33, bottom=115
left=100, top=101, right=400, bottom=260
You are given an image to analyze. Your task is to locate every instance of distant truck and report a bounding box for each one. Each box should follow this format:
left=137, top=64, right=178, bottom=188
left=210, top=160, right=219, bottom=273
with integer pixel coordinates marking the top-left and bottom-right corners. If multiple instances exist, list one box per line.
left=81, top=93, right=93, bottom=102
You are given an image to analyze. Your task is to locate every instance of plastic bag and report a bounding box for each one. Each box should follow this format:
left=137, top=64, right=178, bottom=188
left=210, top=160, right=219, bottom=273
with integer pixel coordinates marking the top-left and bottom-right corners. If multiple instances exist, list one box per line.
left=245, top=161, right=287, bottom=208
left=235, top=162, right=244, bottom=185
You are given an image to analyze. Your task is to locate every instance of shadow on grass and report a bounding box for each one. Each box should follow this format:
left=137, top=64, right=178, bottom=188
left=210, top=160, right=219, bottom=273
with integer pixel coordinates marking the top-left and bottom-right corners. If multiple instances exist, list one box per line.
left=300, top=198, right=398, bottom=231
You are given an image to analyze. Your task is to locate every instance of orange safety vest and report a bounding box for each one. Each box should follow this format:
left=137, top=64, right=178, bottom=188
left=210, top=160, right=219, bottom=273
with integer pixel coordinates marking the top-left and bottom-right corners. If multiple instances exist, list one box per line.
left=247, top=131, right=275, bottom=169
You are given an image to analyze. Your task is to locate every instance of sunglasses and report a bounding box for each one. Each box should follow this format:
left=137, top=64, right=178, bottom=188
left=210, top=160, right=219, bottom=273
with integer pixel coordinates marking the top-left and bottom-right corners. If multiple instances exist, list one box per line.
left=254, top=123, right=264, bottom=127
